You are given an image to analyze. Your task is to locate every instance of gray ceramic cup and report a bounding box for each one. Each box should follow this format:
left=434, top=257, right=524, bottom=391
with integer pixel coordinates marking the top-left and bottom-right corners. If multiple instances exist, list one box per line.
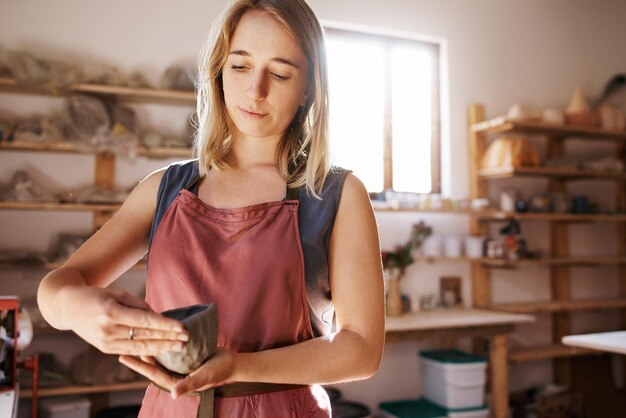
left=155, top=304, right=218, bottom=375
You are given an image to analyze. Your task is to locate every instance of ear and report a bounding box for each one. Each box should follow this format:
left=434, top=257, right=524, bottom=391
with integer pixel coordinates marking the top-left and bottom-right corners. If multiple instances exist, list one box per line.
left=301, top=83, right=313, bottom=107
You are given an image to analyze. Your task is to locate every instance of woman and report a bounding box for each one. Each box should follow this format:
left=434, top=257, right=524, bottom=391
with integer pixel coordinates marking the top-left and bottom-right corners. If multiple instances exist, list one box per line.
left=37, top=0, right=385, bottom=416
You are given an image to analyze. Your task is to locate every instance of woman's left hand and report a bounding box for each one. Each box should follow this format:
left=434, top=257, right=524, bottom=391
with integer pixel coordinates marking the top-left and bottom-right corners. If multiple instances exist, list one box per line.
left=119, top=348, right=236, bottom=398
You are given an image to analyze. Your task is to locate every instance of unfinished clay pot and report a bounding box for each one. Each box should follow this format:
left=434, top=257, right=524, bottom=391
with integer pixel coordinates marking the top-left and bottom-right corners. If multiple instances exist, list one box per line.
left=541, top=107, right=565, bottom=125
left=565, top=86, right=599, bottom=127
left=155, top=304, right=218, bottom=375
left=480, top=136, right=540, bottom=169
left=506, top=103, right=531, bottom=122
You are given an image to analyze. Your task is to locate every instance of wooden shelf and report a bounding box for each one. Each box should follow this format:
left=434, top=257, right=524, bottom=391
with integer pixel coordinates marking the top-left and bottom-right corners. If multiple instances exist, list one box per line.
left=0, top=139, right=192, bottom=159
left=46, top=260, right=146, bottom=270
left=374, top=207, right=626, bottom=222
left=19, top=380, right=149, bottom=399
left=0, top=140, right=81, bottom=154
left=479, top=166, right=626, bottom=180
left=475, top=210, right=626, bottom=222
left=0, top=201, right=120, bottom=212
left=468, top=103, right=626, bottom=405
left=139, top=146, right=192, bottom=159
left=373, top=207, right=472, bottom=214
left=32, top=324, right=69, bottom=336
left=481, top=256, right=626, bottom=268
left=471, top=117, right=626, bottom=141
left=0, top=260, right=146, bottom=271
left=413, top=256, right=472, bottom=263
left=0, top=77, right=195, bottom=106
left=492, top=298, right=626, bottom=314
left=508, top=343, right=600, bottom=363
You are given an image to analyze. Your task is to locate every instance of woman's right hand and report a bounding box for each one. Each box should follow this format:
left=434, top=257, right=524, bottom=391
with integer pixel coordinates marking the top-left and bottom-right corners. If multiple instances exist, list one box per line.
left=58, top=285, right=189, bottom=356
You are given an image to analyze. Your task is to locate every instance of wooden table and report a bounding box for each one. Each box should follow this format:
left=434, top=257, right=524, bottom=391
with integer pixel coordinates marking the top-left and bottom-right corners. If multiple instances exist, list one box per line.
left=562, top=331, right=626, bottom=355
left=385, top=308, right=534, bottom=418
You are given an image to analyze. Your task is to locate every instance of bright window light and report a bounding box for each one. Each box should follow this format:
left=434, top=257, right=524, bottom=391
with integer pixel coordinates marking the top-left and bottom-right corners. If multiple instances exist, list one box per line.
left=391, top=46, right=432, bottom=193
left=326, top=38, right=385, bottom=192
left=325, top=29, right=439, bottom=194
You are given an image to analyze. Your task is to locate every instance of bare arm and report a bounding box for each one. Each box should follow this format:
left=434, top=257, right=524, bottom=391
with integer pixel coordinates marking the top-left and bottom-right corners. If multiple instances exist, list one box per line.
left=233, top=173, right=385, bottom=384
left=124, top=173, right=385, bottom=395
left=37, top=168, right=188, bottom=355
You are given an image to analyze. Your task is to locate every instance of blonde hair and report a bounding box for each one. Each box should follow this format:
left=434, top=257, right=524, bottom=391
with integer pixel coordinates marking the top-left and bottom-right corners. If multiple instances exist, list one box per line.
left=194, top=0, right=330, bottom=197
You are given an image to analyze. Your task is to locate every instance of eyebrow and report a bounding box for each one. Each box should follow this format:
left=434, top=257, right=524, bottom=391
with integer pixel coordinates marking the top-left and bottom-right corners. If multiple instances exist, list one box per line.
left=229, top=50, right=300, bottom=70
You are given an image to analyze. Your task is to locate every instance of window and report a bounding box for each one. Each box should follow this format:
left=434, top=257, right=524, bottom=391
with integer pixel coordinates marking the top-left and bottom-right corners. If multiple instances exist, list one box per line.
left=325, top=27, right=441, bottom=194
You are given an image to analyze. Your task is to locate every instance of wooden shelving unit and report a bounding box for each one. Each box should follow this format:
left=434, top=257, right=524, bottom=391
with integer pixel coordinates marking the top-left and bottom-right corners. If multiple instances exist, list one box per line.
left=19, top=380, right=150, bottom=399
left=0, top=78, right=195, bottom=408
left=373, top=207, right=472, bottom=214
left=45, top=260, right=146, bottom=271
left=476, top=210, right=626, bottom=222
left=478, top=166, right=626, bottom=180
left=493, top=298, right=626, bottom=313
left=0, top=77, right=195, bottom=106
left=468, top=103, right=626, bottom=389
left=472, top=117, right=626, bottom=141
left=481, top=256, right=626, bottom=268
left=0, top=200, right=120, bottom=212
left=0, top=139, right=192, bottom=159
left=508, top=344, right=599, bottom=363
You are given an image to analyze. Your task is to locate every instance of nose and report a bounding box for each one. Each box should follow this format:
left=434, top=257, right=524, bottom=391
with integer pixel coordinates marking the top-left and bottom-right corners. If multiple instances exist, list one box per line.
left=247, top=69, right=268, bottom=102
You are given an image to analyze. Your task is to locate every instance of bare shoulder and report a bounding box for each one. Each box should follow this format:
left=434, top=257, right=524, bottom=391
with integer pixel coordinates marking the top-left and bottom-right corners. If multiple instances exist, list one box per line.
left=118, top=167, right=167, bottom=218
left=134, top=166, right=167, bottom=199
left=336, top=173, right=372, bottom=216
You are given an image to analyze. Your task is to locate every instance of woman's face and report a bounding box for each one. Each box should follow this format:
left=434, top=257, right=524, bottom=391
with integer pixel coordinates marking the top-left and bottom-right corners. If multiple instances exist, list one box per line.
left=222, top=10, right=310, bottom=143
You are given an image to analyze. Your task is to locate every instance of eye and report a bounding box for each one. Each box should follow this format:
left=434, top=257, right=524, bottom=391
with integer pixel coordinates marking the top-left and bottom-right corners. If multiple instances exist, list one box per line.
left=231, top=64, right=247, bottom=72
left=271, top=72, right=291, bottom=81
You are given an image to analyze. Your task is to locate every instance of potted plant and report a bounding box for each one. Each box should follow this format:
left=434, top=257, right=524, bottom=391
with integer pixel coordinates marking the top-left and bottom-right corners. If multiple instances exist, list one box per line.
left=381, top=221, right=432, bottom=316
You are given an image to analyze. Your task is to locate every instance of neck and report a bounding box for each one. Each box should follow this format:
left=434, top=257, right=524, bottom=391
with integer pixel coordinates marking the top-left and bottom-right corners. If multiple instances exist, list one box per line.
left=228, top=133, right=281, bottom=170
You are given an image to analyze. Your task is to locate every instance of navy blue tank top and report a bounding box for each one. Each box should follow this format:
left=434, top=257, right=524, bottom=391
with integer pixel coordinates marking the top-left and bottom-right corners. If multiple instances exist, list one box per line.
left=147, top=159, right=349, bottom=338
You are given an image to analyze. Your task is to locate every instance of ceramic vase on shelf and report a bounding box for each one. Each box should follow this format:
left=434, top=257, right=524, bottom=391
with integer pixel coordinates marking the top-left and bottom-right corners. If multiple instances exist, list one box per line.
left=385, top=268, right=404, bottom=316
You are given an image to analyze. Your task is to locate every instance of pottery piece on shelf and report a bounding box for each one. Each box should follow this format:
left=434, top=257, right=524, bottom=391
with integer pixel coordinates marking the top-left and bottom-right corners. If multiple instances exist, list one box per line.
left=567, top=86, right=591, bottom=113
left=565, top=86, right=599, bottom=127
left=541, top=107, right=565, bottom=125
left=599, top=104, right=626, bottom=131
left=583, top=156, right=624, bottom=173
left=500, top=189, right=518, bottom=212
left=616, top=111, right=626, bottom=131
left=385, top=276, right=403, bottom=316
left=565, top=112, right=599, bottom=126
left=505, top=103, right=531, bottom=122
left=1, top=170, right=57, bottom=202
left=480, top=136, right=540, bottom=169
left=599, top=104, right=617, bottom=130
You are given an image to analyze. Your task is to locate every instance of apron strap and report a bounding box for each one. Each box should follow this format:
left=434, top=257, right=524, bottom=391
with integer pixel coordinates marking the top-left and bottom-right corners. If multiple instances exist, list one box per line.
left=184, top=173, right=203, bottom=193
left=153, top=382, right=308, bottom=418
left=285, top=186, right=299, bottom=201
left=184, top=174, right=299, bottom=202
left=197, top=389, right=215, bottom=418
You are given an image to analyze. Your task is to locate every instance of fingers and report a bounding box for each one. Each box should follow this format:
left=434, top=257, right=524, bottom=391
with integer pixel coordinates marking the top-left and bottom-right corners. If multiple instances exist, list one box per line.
left=140, top=355, right=158, bottom=365
left=172, top=373, right=209, bottom=399
left=109, top=339, right=185, bottom=356
left=112, top=303, right=185, bottom=333
left=172, top=349, right=235, bottom=398
left=110, top=325, right=189, bottom=342
left=119, top=355, right=180, bottom=390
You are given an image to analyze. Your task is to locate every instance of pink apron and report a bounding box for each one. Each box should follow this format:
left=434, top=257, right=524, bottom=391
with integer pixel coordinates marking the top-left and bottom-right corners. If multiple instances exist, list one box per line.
left=139, top=185, right=331, bottom=418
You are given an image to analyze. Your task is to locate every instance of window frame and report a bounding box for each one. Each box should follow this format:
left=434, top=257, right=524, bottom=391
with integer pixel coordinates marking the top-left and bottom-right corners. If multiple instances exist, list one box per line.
left=323, top=26, right=442, bottom=194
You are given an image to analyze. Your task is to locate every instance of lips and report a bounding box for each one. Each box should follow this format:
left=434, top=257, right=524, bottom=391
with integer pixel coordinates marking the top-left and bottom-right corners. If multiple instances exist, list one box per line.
left=238, top=106, right=268, bottom=119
